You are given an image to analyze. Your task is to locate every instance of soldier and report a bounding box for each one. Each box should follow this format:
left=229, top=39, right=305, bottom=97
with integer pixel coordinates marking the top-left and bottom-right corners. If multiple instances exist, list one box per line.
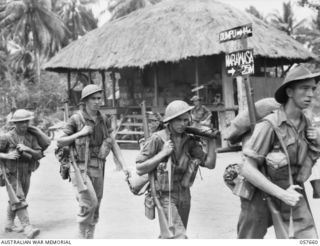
left=0, top=109, right=43, bottom=239
left=138, top=111, right=164, bottom=149
left=238, top=64, right=320, bottom=238
left=57, top=84, right=129, bottom=239
left=190, top=95, right=212, bottom=128
left=136, top=100, right=217, bottom=238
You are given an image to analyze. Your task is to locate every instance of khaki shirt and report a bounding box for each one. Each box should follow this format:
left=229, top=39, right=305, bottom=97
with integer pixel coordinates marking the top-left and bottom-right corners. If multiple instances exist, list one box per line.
left=243, top=107, right=320, bottom=188
left=0, top=129, right=41, bottom=174
left=136, top=127, right=206, bottom=175
left=63, top=110, right=110, bottom=161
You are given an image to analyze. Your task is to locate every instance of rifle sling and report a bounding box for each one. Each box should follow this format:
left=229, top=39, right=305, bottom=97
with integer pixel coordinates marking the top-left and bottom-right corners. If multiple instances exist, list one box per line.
left=264, top=118, right=295, bottom=238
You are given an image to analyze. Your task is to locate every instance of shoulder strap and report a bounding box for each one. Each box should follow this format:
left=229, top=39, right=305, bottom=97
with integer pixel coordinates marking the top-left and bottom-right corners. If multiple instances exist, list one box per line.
left=76, top=111, right=86, bottom=126
left=264, top=118, right=293, bottom=185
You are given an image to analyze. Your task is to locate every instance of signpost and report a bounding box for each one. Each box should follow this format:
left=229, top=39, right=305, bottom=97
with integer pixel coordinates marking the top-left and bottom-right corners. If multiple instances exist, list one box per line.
left=219, top=23, right=252, bottom=43
left=225, top=49, right=254, bottom=76
left=220, top=23, right=254, bottom=124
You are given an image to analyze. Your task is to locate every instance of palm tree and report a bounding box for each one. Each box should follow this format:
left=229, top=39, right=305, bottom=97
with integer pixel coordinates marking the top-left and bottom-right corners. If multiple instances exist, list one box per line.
left=108, top=0, right=162, bottom=20
left=268, top=1, right=306, bottom=36
left=0, top=0, right=68, bottom=83
left=55, top=0, right=98, bottom=41
left=245, top=6, right=266, bottom=22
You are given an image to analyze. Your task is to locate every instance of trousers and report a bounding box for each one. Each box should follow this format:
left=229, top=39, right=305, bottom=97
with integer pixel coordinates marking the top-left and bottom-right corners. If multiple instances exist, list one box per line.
left=237, top=189, right=318, bottom=239
left=70, top=158, right=104, bottom=226
left=7, top=170, right=31, bottom=211
left=159, top=185, right=191, bottom=239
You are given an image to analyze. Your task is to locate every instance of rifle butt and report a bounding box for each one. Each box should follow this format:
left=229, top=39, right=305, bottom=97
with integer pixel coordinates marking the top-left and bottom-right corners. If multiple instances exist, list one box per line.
left=6, top=182, right=21, bottom=205
left=157, top=208, right=174, bottom=238
left=69, top=150, right=88, bottom=193
left=73, top=167, right=88, bottom=193
left=2, top=169, right=21, bottom=205
left=149, top=173, right=174, bottom=239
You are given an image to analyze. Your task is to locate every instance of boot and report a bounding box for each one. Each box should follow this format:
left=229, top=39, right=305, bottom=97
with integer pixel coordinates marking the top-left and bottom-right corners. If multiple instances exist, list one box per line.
left=16, top=208, right=40, bottom=239
left=86, top=225, right=95, bottom=239
left=77, top=223, right=87, bottom=239
left=4, top=206, right=23, bottom=233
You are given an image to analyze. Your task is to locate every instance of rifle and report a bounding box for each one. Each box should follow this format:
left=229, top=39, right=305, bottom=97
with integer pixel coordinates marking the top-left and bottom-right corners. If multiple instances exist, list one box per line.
left=141, top=101, right=174, bottom=238
left=243, top=77, right=290, bottom=239
left=0, top=162, right=21, bottom=206
left=185, top=126, right=219, bottom=139
left=64, top=101, right=87, bottom=193
left=69, top=147, right=87, bottom=193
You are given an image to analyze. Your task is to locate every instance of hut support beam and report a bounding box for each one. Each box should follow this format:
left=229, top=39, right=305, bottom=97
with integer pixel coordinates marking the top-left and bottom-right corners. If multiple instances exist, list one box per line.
left=100, top=71, right=107, bottom=105
left=195, top=59, right=200, bottom=97
left=67, top=72, right=71, bottom=103
left=220, top=59, right=235, bottom=147
left=111, top=71, right=116, bottom=107
left=153, top=65, right=159, bottom=107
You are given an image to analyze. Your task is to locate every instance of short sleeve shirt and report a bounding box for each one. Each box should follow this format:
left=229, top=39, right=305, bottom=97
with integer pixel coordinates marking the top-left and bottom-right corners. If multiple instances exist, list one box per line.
left=243, top=107, right=320, bottom=187
left=62, top=110, right=110, bottom=159
left=0, top=129, right=42, bottom=173
left=136, top=128, right=206, bottom=174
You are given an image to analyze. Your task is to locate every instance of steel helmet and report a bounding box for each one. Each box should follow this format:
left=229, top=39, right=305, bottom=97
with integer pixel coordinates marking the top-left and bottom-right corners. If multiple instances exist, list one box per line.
left=10, top=109, right=34, bottom=122
left=163, top=100, right=194, bottom=123
left=81, top=84, right=103, bottom=101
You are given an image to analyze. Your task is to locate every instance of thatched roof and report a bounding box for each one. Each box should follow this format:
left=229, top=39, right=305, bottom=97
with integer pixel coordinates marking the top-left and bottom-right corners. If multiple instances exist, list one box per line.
left=44, top=0, right=317, bottom=73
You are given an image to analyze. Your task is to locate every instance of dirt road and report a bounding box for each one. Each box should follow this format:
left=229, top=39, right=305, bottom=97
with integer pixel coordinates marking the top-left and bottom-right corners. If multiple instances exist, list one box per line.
left=0, top=141, right=319, bottom=239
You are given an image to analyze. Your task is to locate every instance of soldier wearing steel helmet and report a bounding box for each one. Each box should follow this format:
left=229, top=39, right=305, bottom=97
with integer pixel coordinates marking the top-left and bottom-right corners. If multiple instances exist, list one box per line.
left=136, top=100, right=217, bottom=239
left=238, top=64, right=320, bottom=238
left=0, top=109, right=43, bottom=239
left=57, top=84, right=129, bottom=239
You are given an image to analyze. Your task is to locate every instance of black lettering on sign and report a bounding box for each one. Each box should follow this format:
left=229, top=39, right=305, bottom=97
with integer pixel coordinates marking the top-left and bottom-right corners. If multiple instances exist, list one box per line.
left=219, top=23, right=253, bottom=43
left=225, top=49, right=254, bottom=76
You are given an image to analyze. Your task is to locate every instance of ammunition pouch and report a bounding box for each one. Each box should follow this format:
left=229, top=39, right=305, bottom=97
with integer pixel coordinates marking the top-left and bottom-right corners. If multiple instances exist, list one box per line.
left=74, top=137, right=87, bottom=162
left=55, top=146, right=71, bottom=180
left=156, top=162, right=173, bottom=192
left=181, top=159, right=200, bottom=188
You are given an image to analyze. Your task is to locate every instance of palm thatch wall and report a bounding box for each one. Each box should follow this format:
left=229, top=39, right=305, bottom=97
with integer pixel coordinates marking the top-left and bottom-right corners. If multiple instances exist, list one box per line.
left=44, top=0, right=316, bottom=72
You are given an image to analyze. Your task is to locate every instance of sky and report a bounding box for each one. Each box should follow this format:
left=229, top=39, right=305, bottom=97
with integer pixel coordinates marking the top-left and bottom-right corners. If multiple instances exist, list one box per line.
left=91, top=0, right=317, bottom=26
left=220, top=0, right=315, bottom=21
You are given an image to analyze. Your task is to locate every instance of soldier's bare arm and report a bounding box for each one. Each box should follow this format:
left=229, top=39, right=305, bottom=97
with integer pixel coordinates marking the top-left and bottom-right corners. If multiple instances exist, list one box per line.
left=136, top=140, right=173, bottom=175
left=203, top=138, right=216, bottom=169
left=240, top=157, right=302, bottom=206
left=57, top=126, right=93, bottom=147
left=0, top=150, right=20, bottom=160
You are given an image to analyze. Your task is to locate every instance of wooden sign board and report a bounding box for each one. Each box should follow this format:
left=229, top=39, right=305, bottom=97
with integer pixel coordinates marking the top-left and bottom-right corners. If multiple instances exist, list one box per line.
left=219, top=23, right=253, bottom=43
left=225, top=49, right=254, bottom=76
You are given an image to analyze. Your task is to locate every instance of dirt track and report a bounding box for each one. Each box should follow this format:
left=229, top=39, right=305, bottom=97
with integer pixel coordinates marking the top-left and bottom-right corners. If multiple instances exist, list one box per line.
left=0, top=141, right=319, bottom=239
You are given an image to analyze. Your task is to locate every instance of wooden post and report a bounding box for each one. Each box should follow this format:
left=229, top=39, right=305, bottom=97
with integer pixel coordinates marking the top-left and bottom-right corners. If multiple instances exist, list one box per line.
left=110, top=71, right=116, bottom=107
left=100, top=71, right=107, bottom=105
left=88, top=71, right=92, bottom=84
left=153, top=65, right=159, bottom=107
left=221, top=58, right=235, bottom=147
left=67, top=72, right=71, bottom=103
left=195, top=59, right=200, bottom=97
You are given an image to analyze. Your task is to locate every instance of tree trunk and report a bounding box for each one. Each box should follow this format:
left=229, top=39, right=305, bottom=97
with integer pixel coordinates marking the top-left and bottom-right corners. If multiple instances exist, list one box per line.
left=34, top=49, right=41, bottom=83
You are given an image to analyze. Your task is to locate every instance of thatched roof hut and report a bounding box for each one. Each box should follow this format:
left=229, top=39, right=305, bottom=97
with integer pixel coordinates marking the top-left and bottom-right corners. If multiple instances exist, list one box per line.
left=44, top=0, right=316, bottom=72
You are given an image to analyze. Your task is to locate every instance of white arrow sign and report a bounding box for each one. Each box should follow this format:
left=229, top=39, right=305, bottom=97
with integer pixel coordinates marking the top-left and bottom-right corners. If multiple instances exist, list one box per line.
left=227, top=68, right=236, bottom=76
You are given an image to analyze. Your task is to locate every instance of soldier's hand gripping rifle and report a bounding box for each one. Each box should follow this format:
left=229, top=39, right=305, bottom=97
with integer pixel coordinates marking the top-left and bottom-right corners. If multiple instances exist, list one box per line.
left=244, top=77, right=290, bottom=239
left=64, top=102, right=88, bottom=193
left=0, top=161, right=21, bottom=206
left=141, top=101, right=174, bottom=239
